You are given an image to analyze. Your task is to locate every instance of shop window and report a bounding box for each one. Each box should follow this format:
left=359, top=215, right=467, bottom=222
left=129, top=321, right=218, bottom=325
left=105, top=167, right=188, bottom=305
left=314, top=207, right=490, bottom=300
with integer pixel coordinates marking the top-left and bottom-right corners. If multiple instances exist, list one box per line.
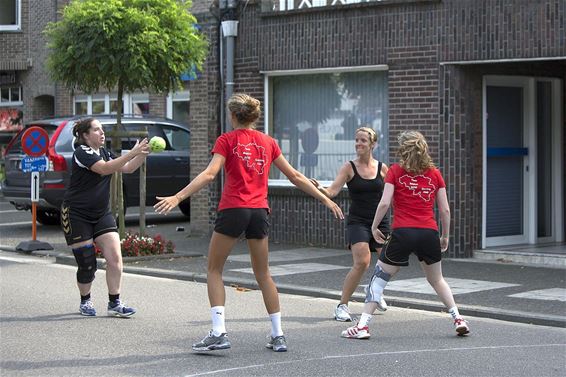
left=266, top=68, right=388, bottom=184
left=0, top=86, right=22, bottom=106
left=0, top=0, right=20, bottom=31
left=167, top=91, right=190, bottom=125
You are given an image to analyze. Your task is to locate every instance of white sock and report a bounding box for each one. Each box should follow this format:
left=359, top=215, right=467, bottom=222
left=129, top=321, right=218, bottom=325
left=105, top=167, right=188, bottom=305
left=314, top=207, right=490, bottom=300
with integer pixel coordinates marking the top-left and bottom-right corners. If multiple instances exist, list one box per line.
left=211, top=306, right=226, bottom=336
left=269, top=312, right=283, bottom=337
left=358, top=313, right=372, bottom=328
left=448, top=306, right=460, bottom=320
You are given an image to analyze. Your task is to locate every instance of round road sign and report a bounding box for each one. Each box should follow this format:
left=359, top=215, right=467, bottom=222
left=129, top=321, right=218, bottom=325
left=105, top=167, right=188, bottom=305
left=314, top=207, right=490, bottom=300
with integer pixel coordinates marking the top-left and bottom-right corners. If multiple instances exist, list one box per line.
left=21, top=127, right=49, bottom=157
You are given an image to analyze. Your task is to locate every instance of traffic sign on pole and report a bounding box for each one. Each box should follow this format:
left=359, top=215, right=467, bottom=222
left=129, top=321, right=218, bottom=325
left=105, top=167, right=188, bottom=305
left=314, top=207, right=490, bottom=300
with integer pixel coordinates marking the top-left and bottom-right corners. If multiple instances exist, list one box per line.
left=15, top=127, right=54, bottom=253
left=21, top=127, right=49, bottom=157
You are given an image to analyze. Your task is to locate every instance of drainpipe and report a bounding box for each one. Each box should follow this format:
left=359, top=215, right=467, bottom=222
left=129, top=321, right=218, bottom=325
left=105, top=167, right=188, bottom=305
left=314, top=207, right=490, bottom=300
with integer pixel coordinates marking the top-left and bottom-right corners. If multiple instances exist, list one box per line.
left=221, top=0, right=239, bottom=132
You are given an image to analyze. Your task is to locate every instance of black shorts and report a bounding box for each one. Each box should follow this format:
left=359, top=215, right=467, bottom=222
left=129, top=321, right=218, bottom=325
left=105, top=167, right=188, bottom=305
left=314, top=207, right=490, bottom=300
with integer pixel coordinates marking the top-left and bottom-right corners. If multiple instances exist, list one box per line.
left=214, top=208, right=269, bottom=239
left=347, top=222, right=390, bottom=251
left=378, top=228, right=442, bottom=266
left=61, top=203, right=117, bottom=245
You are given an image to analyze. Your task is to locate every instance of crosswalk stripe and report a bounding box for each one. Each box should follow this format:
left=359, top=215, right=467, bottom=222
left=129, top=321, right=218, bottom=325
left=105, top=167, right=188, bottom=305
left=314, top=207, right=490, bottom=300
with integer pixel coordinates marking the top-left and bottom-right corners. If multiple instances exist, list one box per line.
left=508, top=288, right=566, bottom=302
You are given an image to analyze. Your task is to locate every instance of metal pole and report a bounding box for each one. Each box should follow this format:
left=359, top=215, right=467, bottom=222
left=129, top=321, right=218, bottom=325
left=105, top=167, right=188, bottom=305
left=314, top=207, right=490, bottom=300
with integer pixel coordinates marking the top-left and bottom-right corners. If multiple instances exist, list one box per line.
left=221, top=0, right=238, bottom=132
left=222, top=20, right=238, bottom=131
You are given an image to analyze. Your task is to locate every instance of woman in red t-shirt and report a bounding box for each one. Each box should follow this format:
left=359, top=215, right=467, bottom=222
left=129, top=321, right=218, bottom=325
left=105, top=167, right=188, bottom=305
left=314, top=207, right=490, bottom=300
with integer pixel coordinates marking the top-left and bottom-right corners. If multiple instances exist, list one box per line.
left=155, top=93, right=343, bottom=353
left=341, top=131, right=470, bottom=340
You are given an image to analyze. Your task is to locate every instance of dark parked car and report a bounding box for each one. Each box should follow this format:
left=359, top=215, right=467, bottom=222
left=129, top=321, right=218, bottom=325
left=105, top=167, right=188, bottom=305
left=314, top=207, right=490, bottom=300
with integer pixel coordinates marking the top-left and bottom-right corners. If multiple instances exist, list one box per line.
left=1, top=115, right=190, bottom=224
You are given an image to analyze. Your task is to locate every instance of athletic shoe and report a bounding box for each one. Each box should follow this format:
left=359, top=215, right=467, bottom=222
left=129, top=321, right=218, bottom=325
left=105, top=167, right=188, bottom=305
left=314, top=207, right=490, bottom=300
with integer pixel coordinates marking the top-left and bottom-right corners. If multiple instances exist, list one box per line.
left=341, top=325, right=370, bottom=339
left=377, top=297, right=388, bottom=312
left=107, top=300, right=136, bottom=318
left=192, top=331, right=231, bottom=352
left=454, top=317, right=470, bottom=336
left=334, top=304, right=353, bottom=322
left=363, top=285, right=388, bottom=312
left=79, top=300, right=96, bottom=316
left=266, top=335, right=288, bottom=352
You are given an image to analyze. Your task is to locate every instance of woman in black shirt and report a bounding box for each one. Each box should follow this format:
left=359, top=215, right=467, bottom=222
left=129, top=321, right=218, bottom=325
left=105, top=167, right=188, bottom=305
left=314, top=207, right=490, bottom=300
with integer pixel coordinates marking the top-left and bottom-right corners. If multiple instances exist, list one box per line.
left=61, top=117, right=149, bottom=317
left=311, top=126, right=389, bottom=322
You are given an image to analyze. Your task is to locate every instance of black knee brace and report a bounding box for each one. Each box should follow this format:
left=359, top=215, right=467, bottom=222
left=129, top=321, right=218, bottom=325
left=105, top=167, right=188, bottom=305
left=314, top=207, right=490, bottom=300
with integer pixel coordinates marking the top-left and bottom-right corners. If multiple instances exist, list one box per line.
left=72, top=244, right=97, bottom=284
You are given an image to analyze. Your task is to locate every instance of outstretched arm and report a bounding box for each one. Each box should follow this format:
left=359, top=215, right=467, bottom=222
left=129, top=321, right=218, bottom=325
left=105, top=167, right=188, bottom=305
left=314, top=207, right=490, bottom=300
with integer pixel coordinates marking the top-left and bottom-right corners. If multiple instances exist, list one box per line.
left=310, top=162, right=352, bottom=199
left=371, top=183, right=394, bottom=243
left=273, top=155, right=344, bottom=220
left=90, top=139, right=149, bottom=176
left=436, top=187, right=451, bottom=252
left=154, top=153, right=225, bottom=215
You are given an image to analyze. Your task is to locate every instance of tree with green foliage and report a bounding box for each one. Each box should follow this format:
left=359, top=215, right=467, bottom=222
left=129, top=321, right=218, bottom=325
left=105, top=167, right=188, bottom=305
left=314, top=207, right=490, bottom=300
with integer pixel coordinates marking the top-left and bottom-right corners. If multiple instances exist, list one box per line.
left=45, top=0, right=208, bottom=237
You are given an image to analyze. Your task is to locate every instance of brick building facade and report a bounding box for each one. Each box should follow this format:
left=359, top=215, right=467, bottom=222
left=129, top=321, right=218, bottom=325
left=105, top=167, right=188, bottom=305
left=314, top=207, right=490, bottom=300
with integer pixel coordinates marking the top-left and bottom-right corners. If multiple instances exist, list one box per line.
left=2, top=0, right=564, bottom=257
left=189, top=0, right=565, bottom=257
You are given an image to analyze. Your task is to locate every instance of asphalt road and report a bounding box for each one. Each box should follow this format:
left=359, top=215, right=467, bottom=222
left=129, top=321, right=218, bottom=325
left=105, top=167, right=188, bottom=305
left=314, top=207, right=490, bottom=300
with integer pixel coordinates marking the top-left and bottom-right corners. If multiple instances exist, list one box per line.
left=1, top=252, right=566, bottom=377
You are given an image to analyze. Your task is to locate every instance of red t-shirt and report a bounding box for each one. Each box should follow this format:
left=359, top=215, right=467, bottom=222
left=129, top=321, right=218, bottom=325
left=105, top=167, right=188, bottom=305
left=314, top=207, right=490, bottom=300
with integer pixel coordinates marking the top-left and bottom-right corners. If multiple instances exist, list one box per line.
left=384, top=164, right=446, bottom=231
left=212, top=128, right=282, bottom=211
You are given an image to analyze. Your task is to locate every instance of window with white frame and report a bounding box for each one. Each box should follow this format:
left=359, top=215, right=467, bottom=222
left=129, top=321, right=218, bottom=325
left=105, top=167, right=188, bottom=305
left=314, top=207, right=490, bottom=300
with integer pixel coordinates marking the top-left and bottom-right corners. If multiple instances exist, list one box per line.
left=0, top=0, right=21, bottom=31
left=131, top=93, right=149, bottom=115
left=74, top=93, right=149, bottom=116
left=167, top=90, right=190, bottom=125
left=0, top=86, right=22, bottom=106
left=266, top=67, right=388, bottom=185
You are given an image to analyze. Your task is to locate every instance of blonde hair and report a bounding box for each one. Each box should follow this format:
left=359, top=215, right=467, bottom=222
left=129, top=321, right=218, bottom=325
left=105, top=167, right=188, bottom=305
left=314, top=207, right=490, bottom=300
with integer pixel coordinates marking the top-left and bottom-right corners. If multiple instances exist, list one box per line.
left=227, top=93, right=261, bottom=127
left=355, top=126, right=378, bottom=144
left=397, top=131, right=435, bottom=174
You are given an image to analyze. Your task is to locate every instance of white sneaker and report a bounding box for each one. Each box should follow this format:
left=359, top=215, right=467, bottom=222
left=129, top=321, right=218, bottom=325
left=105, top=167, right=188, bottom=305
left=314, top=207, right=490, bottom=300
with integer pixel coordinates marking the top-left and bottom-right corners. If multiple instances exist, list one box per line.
left=341, top=325, right=370, bottom=339
left=334, top=304, right=352, bottom=322
left=454, top=317, right=470, bottom=336
left=377, top=296, right=388, bottom=312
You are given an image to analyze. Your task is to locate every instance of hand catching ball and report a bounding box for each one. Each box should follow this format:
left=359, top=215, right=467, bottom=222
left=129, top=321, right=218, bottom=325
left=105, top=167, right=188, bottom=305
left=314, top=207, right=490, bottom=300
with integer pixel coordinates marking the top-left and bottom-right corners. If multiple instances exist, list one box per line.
left=149, top=136, right=166, bottom=153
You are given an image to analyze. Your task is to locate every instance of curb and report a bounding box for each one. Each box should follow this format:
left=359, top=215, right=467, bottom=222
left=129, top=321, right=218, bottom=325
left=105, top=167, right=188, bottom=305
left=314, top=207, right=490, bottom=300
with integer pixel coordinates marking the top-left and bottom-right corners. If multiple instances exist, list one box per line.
left=5, top=247, right=563, bottom=329
left=110, top=265, right=566, bottom=329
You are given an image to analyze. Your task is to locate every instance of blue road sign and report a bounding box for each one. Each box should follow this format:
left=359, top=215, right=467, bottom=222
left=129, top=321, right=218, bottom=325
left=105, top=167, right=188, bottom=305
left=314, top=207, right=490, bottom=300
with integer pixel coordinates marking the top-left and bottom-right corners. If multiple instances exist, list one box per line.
left=21, top=156, right=48, bottom=173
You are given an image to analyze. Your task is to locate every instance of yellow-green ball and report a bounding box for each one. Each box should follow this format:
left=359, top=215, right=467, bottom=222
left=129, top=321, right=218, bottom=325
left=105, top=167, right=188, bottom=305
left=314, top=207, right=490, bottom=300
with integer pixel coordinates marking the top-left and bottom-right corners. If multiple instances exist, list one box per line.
left=149, top=136, right=166, bottom=153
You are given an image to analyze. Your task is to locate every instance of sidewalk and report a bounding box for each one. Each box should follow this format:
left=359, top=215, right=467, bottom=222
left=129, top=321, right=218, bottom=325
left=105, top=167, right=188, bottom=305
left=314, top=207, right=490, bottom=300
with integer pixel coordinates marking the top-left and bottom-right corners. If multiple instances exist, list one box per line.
left=45, top=220, right=566, bottom=328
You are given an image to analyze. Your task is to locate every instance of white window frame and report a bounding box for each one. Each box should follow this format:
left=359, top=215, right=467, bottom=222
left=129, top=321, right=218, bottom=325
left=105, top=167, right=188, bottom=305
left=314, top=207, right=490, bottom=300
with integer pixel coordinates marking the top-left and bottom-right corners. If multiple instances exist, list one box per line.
left=131, top=93, right=149, bottom=115
left=0, top=86, right=23, bottom=106
left=73, top=93, right=150, bottom=116
left=166, top=90, right=190, bottom=119
left=0, top=0, right=21, bottom=31
left=263, top=65, right=389, bottom=186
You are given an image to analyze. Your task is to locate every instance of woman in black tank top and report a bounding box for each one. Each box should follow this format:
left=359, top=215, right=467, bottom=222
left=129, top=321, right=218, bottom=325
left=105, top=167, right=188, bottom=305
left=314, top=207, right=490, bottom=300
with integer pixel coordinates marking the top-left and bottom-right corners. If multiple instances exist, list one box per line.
left=311, top=126, right=390, bottom=322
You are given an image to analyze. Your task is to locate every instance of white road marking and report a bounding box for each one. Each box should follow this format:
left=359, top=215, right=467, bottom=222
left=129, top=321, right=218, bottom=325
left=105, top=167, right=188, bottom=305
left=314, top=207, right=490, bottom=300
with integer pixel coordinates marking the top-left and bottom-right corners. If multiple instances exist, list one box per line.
left=509, top=288, right=566, bottom=302
left=0, top=209, right=23, bottom=214
left=184, top=343, right=566, bottom=377
left=0, top=254, right=55, bottom=264
left=228, top=248, right=346, bottom=263
left=229, top=262, right=349, bottom=276
left=0, top=221, right=33, bottom=227
left=381, top=277, right=520, bottom=295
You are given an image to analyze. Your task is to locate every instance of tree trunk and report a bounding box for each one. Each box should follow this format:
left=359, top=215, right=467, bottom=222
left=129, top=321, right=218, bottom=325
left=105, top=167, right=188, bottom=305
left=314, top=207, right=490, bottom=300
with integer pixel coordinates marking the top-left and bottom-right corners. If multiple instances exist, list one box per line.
left=116, top=84, right=126, bottom=240
left=139, top=126, right=147, bottom=236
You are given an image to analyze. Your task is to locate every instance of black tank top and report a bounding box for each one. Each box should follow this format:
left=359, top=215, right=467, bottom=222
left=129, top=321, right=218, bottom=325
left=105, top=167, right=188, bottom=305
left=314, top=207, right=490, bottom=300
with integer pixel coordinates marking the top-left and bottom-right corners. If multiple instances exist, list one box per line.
left=346, top=160, right=389, bottom=225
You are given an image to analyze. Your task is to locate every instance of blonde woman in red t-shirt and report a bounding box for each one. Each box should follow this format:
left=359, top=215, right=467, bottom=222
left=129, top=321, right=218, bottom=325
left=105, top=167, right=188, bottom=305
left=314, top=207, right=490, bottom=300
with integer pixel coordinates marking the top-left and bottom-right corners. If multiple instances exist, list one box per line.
left=154, top=93, right=344, bottom=353
left=341, top=130, right=470, bottom=340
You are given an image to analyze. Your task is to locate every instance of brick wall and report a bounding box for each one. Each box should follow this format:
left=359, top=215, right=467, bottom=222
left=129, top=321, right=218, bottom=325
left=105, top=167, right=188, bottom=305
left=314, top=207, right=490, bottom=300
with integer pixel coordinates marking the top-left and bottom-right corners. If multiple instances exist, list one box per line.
left=187, top=17, right=221, bottom=235
left=191, top=0, right=565, bottom=256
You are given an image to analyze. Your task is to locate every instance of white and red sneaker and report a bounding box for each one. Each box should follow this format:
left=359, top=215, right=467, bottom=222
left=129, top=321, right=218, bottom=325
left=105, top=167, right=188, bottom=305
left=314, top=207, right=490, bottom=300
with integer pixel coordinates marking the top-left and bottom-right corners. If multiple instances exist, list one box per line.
left=341, top=325, right=370, bottom=339
left=454, top=317, right=470, bottom=336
